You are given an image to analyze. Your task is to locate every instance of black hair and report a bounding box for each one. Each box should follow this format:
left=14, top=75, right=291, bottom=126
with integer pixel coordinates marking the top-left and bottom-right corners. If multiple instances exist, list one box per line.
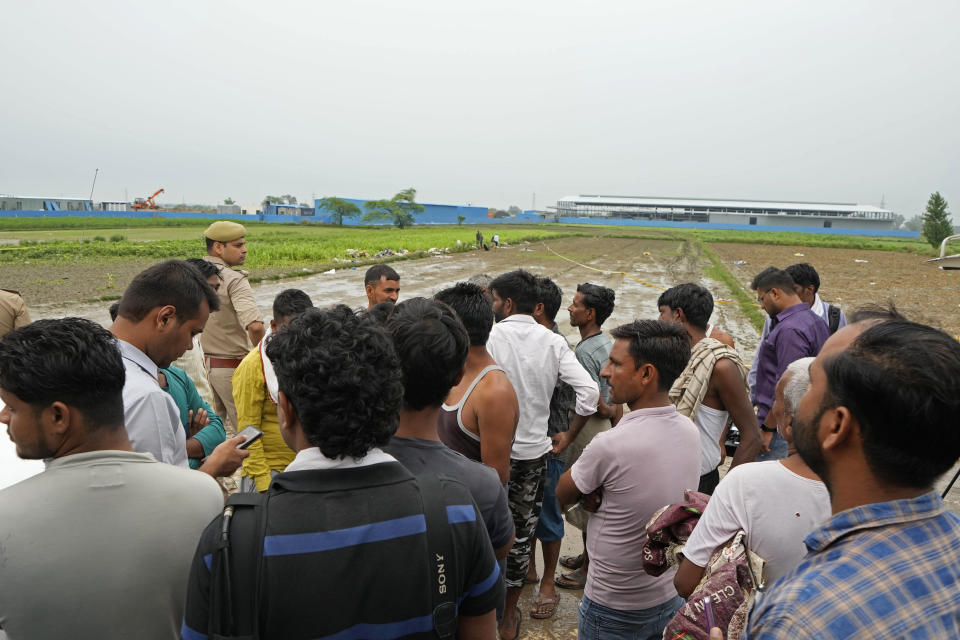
left=821, top=320, right=960, bottom=488
left=848, top=302, right=906, bottom=324
left=0, top=318, right=125, bottom=430
left=265, top=305, right=403, bottom=459
left=576, top=283, right=616, bottom=326
left=609, top=320, right=691, bottom=391
left=108, top=301, right=121, bottom=322
left=536, top=277, right=563, bottom=322
left=489, top=269, right=538, bottom=314
left=204, top=237, right=216, bottom=252
left=657, top=283, right=713, bottom=331
left=434, top=282, right=493, bottom=346
left=185, top=257, right=222, bottom=281
left=785, top=263, right=821, bottom=292
left=364, top=301, right=396, bottom=325
left=365, top=264, right=400, bottom=286
left=387, top=297, right=469, bottom=410
left=116, top=260, right=220, bottom=322
left=751, top=266, right=796, bottom=292
left=272, top=289, right=313, bottom=321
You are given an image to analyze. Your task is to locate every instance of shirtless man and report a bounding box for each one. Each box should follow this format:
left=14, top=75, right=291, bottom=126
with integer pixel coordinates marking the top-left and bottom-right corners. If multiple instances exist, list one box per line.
left=434, top=282, right=519, bottom=484
left=658, top=283, right=762, bottom=493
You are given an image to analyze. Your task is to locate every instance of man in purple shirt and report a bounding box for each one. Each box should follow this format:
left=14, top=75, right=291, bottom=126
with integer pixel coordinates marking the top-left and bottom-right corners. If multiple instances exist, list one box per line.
left=750, top=267, right=829, bottom=461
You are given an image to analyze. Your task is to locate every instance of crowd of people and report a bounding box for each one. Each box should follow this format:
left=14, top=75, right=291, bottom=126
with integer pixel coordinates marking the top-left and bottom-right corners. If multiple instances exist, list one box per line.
left=0, top=220, right=958, bottom=640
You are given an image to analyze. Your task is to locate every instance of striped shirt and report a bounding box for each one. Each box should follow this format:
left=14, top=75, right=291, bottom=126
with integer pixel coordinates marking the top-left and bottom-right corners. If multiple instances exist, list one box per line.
left=745, top=491, right=960, bottom=639
left=182, top=460, right=502, bottom=639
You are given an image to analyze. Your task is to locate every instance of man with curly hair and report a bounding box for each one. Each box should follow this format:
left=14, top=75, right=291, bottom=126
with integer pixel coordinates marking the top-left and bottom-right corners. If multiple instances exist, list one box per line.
left=182, top=306, right=503, bottom=639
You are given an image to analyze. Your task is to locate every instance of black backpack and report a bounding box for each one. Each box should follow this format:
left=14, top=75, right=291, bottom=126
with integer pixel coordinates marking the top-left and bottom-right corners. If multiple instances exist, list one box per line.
left=207, top=473, right=458, bottom=639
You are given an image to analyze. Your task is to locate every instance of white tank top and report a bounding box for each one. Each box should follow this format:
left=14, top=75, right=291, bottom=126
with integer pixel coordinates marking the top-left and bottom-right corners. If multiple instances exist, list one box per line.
left=696, top=404, right=729, bottom=474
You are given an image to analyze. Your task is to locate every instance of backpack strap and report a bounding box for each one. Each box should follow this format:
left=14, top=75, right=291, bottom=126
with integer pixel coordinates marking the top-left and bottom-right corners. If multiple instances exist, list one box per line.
left=827, top=304, right=842, bottom=334
left=416, top=473, right=458, bottom=640
left=209, top=491, right=268, bottom=640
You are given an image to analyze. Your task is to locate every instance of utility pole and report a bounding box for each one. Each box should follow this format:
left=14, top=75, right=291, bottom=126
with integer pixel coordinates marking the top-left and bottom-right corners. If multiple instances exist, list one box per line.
left=532, top=192, right=536, bottom=211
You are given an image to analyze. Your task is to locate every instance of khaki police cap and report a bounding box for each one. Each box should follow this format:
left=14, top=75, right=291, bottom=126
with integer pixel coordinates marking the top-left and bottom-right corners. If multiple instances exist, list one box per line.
left=204, top=221, right=247, bottom=242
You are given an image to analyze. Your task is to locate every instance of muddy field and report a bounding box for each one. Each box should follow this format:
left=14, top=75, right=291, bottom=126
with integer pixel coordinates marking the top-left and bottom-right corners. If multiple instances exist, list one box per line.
left=28, top=237, right=762, bottom=360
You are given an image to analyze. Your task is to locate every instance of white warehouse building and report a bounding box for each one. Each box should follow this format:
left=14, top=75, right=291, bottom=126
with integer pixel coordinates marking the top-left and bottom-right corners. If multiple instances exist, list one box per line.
left=554, top=195, right=896, bottom=230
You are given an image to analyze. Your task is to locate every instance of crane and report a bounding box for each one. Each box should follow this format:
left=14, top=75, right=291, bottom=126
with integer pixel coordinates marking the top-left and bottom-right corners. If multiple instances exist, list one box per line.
left=132, top=188, right=164, bottom=210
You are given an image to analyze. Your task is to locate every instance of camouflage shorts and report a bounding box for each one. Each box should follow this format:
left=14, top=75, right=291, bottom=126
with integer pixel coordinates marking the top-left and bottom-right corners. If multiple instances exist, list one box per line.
left=505, top=455, right=547, bottom=588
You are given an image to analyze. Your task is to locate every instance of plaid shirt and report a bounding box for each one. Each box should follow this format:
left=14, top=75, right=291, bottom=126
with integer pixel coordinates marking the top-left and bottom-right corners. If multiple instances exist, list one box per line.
left=745, top=491, right=960, bottom=639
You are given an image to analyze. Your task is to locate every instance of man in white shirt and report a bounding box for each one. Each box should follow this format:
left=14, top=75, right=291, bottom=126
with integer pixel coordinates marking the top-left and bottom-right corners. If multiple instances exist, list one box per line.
left=109, top=260, right=247, bottom=478
left=486, top=269, right=599, bottom=640
left=675, top=357, right=831, bottom=597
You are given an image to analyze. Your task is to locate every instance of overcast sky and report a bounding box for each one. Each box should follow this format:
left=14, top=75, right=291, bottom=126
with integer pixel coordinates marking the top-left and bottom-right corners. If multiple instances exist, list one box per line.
left=2, top=0, right=958, bottom=215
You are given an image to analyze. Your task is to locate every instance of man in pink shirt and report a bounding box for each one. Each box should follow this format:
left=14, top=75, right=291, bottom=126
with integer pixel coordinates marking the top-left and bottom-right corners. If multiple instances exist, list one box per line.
left=557, top=319, right=701, bottom=639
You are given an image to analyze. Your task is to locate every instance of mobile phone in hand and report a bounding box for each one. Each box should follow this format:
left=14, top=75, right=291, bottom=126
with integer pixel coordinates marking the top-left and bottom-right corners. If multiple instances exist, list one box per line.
left=235, top=425, right=263, bottom=449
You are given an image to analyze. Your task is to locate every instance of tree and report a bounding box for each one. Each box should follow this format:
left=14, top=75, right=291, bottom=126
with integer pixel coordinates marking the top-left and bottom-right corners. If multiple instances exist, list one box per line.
left=282, top=194, right=298, bottom=205
left=262, top=195, right=285, bottom=206
left=507, top=205, right=522, bottom=216
left=223, top=197, right=235, bottom=205
left=890, top=213, right=904, bottom=229
left=363, top=187, right=425, bottom=229
left=318, top=197, right=362, bottom=226
left=903, top=215, right=924, bottom=232
left=457, top=214, right=466, bottom=225
left=922, top=191, right=953, bottom=248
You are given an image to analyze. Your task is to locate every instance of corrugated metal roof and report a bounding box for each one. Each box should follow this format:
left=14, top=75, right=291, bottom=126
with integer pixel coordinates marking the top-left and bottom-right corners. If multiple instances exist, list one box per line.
left=558, top=195, right=892, bottom=214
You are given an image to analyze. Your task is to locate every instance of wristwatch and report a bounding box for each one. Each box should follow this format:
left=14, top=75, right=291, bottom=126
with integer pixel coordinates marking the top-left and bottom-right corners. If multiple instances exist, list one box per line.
left=760, top=423, right=777, bottom=433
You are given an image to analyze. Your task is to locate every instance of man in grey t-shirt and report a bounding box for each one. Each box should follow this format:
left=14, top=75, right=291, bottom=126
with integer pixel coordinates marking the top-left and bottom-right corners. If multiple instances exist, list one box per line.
left=0, top=318, right=224, bottom=640
left=552, top=282, right=621, bottom=590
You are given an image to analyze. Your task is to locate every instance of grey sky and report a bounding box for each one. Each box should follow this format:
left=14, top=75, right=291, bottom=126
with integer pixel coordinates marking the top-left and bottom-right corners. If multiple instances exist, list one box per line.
left=2, top=0, right=958, bottom=216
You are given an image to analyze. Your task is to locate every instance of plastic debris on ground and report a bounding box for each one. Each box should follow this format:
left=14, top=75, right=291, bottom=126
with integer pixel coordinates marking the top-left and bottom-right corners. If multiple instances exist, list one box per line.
left=854, top=259, right=869, bottom=263
left=794, top=253, right=805, bottom=257
left=733, top=260, right=747, bottom=265
left=323, top=269, right=336, bottom=275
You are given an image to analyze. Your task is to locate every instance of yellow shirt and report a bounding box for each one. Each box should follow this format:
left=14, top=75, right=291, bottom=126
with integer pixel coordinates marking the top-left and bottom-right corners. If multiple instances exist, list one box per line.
left=232, top=347, right=295, bottom=492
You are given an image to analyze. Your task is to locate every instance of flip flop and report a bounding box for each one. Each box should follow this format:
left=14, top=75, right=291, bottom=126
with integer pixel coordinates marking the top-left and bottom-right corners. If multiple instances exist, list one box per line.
left=559, top=553, right=583, bottom=570
left=530, top=592, right=560, bottom=619
left=555, top=569, right=586, bottom=590
left=497, top=605, right=522, bottom=640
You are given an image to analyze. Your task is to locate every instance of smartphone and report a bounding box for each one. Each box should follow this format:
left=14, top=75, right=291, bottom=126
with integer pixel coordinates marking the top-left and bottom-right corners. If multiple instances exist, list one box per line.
left=703, top=596, right=716, bottom=633
left=235, top=425, right=264, bottom=449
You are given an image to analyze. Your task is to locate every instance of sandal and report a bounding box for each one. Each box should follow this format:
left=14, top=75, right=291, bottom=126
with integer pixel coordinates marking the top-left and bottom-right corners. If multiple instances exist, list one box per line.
left=559, top=553, right=583, bottom=570
left=530, top=592, right=560, bottom=619
left=555, top=568, right=586, bottom=590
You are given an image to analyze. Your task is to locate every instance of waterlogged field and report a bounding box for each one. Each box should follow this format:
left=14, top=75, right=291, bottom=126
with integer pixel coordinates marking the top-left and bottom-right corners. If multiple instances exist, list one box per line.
left=0, top=221, right=574, bottom=268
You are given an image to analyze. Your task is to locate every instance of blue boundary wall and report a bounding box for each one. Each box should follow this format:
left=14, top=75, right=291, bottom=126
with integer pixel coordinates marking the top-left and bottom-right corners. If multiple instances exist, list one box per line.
left=0, top=208, right=920, bottom=239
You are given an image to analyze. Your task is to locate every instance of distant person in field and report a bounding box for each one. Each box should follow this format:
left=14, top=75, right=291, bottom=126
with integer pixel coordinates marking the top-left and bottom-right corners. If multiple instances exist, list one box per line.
left=750, top=266, right=829, bottom=461
left=476, top=229, right=484, bottom=247
left=434, top=282, right=518, bottom=484
left=364, top=263, right=401, bottom=310
left=233, top=288, right=314, bottom=493
left=0, top=317, right=223, bottom=639
left=748, top=262, right=847, bottom=391
left=658, top=283, right=761, bottom=493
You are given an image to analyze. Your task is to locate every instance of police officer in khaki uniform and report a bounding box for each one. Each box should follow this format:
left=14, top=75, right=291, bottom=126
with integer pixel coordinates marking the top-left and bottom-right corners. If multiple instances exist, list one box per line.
left=0, top=289, right=31, bottom=339
left=201, top=221, right=264, bottom=437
